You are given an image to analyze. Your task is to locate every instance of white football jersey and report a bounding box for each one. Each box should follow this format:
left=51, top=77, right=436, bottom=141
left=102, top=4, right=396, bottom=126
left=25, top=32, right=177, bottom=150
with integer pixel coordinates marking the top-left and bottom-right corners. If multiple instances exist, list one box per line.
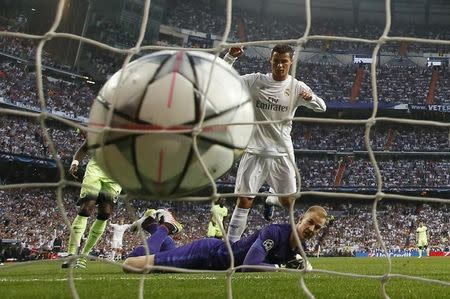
left=240, top=72, right=326, bottom=156
left=110, top=223, right=131, bottom=241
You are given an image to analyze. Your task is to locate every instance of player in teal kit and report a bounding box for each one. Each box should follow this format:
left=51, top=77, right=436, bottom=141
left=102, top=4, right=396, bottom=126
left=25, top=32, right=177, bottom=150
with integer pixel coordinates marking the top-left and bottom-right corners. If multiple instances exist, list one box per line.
left=62, top=140, right=122, bottom=268
left=123, top=206, right=327, bottom=272
left=416, top=222, right=430, bottom=258
left=207, top=198, right=228, bottom=239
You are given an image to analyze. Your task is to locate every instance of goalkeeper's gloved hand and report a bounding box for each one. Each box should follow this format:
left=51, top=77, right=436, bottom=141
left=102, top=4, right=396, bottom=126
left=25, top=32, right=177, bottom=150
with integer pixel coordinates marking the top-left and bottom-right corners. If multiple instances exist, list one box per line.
left=129, top=224, right=140, bottom=232
left=285, top=257, right=305, bottom=270
left=282, top=254, right=313, bottom=270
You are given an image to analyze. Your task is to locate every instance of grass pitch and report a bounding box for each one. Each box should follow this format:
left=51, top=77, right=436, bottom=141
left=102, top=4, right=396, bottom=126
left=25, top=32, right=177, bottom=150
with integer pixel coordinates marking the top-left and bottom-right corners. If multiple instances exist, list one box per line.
left=0, top=257, right=449, bottom=299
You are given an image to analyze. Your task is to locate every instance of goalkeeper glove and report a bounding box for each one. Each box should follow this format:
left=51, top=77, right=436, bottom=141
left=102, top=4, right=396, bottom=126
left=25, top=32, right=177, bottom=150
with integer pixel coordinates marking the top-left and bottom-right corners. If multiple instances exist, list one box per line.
left=283, top=254, right=313, bottom=270
left=285, top=258, right=305, bottom=270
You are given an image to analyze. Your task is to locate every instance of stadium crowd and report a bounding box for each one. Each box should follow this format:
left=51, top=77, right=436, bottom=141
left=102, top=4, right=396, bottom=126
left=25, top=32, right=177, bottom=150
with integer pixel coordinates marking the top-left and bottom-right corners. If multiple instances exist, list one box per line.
left=1, top=114, right=449, bottom=190
left=341, top=158, right=450, bottom=189
left=0, top=26, right=59, bottom=68
left=1, top=3, right=449, bottom=264
left=0, top=61, right=95, bottom=119
left=234, top=58, right=450, bottom=105
left=0, top=116, right=84, bottom=160
left=162, top=0, right=450, bottom=54
left=300, top=157, right=450, bottom=189
left=3, top=56, right=450, bottom=116
left=1, top=59, right=450, bottom=126
left=292, top=124, right=450, bottom=152
left=1, top=6, right=450, bottom=107
left=0, top=189, right=448, bottom=263
left=2, top=115, right=449, bottom=159
left=318, top=202, right=450, bottom=256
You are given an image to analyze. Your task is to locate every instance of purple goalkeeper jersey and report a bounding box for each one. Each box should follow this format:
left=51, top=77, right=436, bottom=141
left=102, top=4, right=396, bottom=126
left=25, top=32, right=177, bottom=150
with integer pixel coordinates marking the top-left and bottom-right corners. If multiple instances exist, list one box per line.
left=154, top=224, right=299, bottom=270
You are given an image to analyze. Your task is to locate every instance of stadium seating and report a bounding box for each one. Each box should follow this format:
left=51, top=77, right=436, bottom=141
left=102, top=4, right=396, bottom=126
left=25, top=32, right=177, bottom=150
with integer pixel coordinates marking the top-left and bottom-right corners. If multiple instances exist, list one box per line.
left=0, top=2, right=449, bottom=262
left=0, top=189, right=448, bottom=261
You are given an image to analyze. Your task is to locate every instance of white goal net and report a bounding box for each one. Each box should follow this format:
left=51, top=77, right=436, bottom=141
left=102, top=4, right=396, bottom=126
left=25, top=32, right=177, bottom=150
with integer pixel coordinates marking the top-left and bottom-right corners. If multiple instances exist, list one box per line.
left=0, top=0, right=449, bottom=298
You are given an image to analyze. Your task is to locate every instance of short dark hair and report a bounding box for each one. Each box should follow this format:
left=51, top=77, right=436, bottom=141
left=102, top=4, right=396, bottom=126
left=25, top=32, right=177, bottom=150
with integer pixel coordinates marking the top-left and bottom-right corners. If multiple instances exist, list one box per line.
left=271, top=44, right=294, bottom=58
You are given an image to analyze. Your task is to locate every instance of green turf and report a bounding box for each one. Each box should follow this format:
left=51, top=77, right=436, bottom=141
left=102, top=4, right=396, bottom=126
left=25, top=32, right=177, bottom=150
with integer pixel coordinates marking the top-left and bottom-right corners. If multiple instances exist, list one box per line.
left=0, top=257, right=449, bottom=299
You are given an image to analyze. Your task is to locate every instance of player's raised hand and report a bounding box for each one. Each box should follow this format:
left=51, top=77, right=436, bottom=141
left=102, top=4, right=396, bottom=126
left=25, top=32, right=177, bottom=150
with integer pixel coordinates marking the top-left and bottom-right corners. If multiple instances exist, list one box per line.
left=228, top=46, right=244, bottom=58
left=69, top=161, right=79, bottom=179
left=299, top=90, right=312, bottom=101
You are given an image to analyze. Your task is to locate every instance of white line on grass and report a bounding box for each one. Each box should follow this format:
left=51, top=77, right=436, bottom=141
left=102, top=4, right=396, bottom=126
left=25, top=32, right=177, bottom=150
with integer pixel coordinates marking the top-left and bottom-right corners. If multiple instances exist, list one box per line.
left=0, top=274, right=244, bottom=283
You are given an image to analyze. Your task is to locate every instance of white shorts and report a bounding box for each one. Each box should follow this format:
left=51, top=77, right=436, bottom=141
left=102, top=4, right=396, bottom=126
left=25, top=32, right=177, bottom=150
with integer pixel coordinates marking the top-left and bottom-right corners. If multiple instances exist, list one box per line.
left=111, top=239, right=123, bottom=249
left=234, top=152, right=297, bottom=197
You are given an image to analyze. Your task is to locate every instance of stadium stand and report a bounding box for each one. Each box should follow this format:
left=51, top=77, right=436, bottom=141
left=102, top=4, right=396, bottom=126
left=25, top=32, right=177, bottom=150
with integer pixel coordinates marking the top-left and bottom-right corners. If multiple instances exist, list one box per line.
left=0, top=1, right=449, bottom=263
left=0, top=189, right=448, bottom=261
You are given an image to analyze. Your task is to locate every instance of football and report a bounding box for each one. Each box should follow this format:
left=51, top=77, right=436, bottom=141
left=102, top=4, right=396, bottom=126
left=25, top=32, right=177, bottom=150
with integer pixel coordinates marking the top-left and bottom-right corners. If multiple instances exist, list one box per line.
left=87, top=50, right=254, bottom=197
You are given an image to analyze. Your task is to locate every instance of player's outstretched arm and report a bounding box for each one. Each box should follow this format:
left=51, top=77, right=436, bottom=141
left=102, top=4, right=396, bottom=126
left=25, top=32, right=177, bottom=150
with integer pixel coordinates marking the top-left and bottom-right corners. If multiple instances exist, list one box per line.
left=123, top=255, right=155, bottom=273
left=223, top=46, right=244, bottom=65
left=241, top=234, right=279, bottom=272
left=298, top=88, right=327, bottom=112
left=69, top=140, right=88, bottom=178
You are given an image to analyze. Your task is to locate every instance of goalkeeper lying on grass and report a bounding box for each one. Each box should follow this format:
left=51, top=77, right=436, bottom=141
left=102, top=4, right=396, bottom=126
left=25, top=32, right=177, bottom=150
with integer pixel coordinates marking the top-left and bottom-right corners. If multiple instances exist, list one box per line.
left=123, top=206, right=326, bottom=273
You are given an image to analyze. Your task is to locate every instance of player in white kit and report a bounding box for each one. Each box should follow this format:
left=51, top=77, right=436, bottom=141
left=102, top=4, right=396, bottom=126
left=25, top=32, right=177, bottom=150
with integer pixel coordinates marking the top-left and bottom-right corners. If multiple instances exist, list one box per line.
left=109, top=218, right=131, bottom=261
left=224, top=44, right=327, bottom=243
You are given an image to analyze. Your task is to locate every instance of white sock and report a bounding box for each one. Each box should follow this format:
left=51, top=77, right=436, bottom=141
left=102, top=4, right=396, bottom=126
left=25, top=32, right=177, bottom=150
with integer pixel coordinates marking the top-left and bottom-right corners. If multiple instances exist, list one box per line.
left=110, top=251, right=116, bottom=261
left=265, top=195, right=283, bottom=208
left=266, top=188, right=283, bottom=208
left=227, top=207, right=250, bottom=243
